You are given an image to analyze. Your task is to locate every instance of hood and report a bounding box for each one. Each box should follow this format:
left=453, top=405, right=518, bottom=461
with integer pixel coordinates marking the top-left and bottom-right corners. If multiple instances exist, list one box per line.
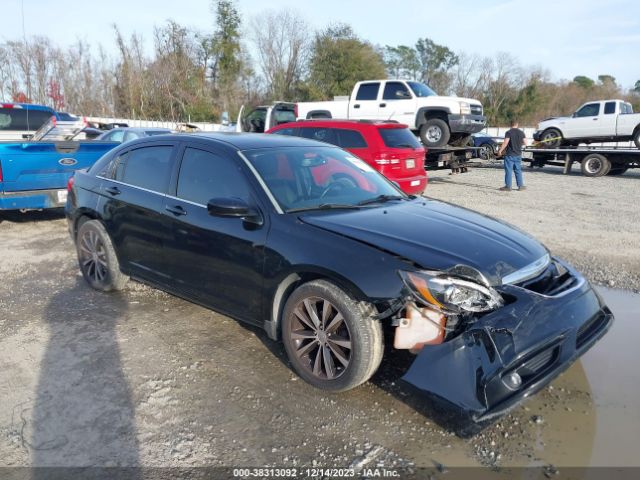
left=299, top=199, right=547, bottom=286
left=538, top=116, right=569, bottom=129
left=432, top=95, right=482, bottom=106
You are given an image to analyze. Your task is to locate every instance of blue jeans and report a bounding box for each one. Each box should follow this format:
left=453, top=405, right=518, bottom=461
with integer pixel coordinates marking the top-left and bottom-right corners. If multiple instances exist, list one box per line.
left=504, top=155, right=524, bottom=189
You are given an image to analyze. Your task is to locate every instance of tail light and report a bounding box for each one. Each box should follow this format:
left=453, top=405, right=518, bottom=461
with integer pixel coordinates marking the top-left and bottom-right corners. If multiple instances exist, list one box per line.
left=67, top=175, right=75, bottom=192
left=294, top=104, right=298, bottom=119
left=0, top=162, right=3, bottom=182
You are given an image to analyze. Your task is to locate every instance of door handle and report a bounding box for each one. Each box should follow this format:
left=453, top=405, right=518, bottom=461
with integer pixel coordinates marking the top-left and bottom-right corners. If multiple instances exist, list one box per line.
left=353, top=104, right=360, bottom=109
left=592, top=118, right=598, bottom=121
left=165, top=205, right=187, bottom=216
left=105, top=186, right=120, bottom=196
left=380, top=103, right=386, bottom=107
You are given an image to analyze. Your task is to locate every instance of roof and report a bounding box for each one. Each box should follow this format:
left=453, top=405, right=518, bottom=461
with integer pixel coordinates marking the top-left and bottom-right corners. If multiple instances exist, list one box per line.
left=189, top=132, right=328, bottom=149
left=270, top=119, right=409, bottom=130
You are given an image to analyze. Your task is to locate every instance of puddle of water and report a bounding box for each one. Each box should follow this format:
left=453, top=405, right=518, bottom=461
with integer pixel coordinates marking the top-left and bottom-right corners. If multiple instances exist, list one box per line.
left=522, top=287, right=640, bottom=467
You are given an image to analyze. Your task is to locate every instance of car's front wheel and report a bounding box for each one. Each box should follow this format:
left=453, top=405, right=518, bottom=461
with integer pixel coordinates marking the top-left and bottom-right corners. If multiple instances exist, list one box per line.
left=76, top=219, right=129, bottom=291
left=282, top=280, right=383, bottom=392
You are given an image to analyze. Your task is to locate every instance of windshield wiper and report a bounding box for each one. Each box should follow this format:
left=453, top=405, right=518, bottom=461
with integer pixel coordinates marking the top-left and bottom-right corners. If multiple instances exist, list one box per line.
left=356, top=194, right=406, bottom=206
left=287, top=203, right=363, bottom=213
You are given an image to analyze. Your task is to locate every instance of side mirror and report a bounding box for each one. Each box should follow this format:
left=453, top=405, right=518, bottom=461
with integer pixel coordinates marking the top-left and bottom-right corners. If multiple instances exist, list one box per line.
left=396, top=90, right=411, bottom=99
left=207, top=197, right=263, bottom=225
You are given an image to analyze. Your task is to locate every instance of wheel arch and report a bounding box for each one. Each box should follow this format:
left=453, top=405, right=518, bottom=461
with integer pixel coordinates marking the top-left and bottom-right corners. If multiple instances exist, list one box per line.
left=265, top=268, right=372, bottom=341
left=415, top=107, right=450, bottom=129
left=306, top=110, right=333, bottom=119
left=72, top=209, right=101, bottom=241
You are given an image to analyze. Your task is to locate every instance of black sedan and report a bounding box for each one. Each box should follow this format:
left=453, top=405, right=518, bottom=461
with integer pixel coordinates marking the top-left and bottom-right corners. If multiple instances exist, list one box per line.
left=66, top=133, right=612, bottom=431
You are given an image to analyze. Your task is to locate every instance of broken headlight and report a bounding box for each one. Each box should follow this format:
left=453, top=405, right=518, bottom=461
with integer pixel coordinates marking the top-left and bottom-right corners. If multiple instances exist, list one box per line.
left=400, top=270, right=503, bottom=314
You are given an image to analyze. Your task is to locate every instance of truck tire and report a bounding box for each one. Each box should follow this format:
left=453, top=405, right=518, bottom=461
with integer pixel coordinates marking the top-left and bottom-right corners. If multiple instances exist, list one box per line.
left=633, top=129, right=640, bottom=149
left=540, top=128, right=563, bottom=148
left=419, top=119, right=450, bottom=148
left=580, top=153, right=611, bottom=177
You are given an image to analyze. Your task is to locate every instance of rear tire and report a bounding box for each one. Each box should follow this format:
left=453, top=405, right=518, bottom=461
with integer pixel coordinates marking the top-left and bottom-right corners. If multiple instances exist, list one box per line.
left=281, top=280, right=383, bottom=392
left=633, top=129, right=640, bottom=149
left=419, top=118, right=450, bottom=148
left=76, top=219, right=129, bottom=291
left=580, top=153, right=611, bottom=177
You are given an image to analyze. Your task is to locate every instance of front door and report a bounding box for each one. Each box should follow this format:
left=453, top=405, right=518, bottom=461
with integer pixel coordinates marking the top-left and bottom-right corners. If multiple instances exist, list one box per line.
left=162, top=145, right=268, bottom=323
left=563, top=103, right=602, bottom=139
left=380, top=81, right=416, bottom=125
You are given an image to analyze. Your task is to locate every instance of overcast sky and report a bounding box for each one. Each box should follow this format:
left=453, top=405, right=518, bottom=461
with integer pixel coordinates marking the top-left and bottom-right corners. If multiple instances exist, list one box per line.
left=4, top=0, right=639, bottom=88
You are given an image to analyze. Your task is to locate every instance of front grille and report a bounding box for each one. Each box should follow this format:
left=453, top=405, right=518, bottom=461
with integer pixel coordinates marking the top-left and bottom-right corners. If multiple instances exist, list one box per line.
left=471, top=105, right=483, bottom=116
left=576, top=311, right=609, bottom=349
left=516, top=261, right=578, bottom=296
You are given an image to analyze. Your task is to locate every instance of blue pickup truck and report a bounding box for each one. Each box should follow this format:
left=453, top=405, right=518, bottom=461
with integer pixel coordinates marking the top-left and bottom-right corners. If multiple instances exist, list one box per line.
left=0, top=140, right=118, bottom=210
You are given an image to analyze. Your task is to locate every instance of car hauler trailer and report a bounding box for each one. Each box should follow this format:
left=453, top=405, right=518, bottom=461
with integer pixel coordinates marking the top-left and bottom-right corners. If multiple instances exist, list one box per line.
left=523, top=146, right=640, bottom=177
left=424, top=145, right=480, bottom=170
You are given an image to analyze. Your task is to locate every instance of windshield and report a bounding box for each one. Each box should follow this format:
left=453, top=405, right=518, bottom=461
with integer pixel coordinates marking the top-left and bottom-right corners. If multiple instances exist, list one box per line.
left=407, top=82, right=437, bottom=97
left=242, top=146, right=406, bottom=212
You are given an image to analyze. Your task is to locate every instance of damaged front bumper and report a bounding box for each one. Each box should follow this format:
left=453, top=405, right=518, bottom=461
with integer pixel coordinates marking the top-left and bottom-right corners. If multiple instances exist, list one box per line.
left=400, top=261, right=613, bottom=424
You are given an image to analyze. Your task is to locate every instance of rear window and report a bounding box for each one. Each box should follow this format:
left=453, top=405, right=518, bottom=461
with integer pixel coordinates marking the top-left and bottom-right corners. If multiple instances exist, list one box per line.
left=377, top=128, right=422, bottom=149
left=355, top=83, right=380, bottom=101
left=274, top=108, right=296, bottom=125
left=0, top=108, right=54, bottom=131
left=604, top=102, right=616, bottom=115
left=338, top=129, right=368, bottom=148
left=115, top=145, right=173, bottom=193
left=298, top=127, right=338, bottom=145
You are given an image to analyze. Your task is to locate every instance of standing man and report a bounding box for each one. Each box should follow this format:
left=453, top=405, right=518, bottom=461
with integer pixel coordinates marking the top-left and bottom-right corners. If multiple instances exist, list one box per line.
left=497, top=119, right=527, bottom=191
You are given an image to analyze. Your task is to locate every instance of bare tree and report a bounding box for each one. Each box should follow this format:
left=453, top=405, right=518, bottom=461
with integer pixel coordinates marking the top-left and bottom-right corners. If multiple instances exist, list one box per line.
left=251, top=9, right=310, bottom=100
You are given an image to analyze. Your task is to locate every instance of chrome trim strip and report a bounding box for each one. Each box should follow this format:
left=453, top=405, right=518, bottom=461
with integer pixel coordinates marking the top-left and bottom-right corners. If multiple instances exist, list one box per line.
left=502, top=253, right=551, bottom=285
left=509, top=276, right=586, bottom=299
left=236, top=151, right=284, bottom=214
left=95, top=176, right=165, bottom=196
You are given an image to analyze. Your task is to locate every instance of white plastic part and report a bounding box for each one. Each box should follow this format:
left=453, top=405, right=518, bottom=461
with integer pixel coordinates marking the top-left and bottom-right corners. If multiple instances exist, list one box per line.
left=393, top=304, right=446, bottom=351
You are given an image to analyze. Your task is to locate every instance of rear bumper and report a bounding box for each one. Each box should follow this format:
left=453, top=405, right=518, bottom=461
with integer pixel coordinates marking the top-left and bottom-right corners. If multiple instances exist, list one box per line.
left=401, top=261, right=613, bottom=425
left=0, top=188, right=67, bottom=210
left=394, top=173, right=429, bottom=195
left=448, top=114, right=486, bottom=134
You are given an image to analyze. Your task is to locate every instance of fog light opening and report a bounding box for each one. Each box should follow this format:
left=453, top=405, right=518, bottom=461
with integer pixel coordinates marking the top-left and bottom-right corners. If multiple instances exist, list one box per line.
left=503, top=372, right=522, bottom=390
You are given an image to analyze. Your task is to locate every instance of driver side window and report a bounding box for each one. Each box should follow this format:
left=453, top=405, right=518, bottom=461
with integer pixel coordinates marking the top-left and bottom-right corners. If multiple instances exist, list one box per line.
left=575, top=103, right=600, bottom=117
left=383, top=82, right=411, bottom=100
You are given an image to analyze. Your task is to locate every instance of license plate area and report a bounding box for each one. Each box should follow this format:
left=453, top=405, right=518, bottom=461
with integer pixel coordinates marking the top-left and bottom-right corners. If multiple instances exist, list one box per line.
left=56, top=190, right=68, bottom=204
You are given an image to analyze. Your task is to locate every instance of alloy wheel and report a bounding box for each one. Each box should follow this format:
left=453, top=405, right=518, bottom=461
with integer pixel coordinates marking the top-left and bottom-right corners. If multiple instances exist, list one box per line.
left=78, top=229, right=108, bottom=284
left=289, top=297, right=352, bottom=380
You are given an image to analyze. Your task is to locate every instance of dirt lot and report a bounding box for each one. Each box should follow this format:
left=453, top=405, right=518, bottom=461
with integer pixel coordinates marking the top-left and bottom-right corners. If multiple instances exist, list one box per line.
left=1, top=164, right=639, bottom=476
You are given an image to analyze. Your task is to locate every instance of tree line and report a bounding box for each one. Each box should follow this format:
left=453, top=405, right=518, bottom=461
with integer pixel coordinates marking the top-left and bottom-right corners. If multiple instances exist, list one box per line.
left=1, top=0, right=638, bottom=126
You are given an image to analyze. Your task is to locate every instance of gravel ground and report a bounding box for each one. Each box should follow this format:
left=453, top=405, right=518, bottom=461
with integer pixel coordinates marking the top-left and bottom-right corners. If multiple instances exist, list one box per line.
left=1, top=165, right=639, bottom=474
left=425, top=162, right=640, bottom=292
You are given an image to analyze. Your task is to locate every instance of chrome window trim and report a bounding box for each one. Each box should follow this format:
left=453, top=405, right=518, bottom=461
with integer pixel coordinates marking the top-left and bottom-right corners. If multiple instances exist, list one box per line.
left=236, top=150, right=284, bottom=214
left=502, top=253, right=551, bottom=285
left=95, top=176, right=166, bottom=196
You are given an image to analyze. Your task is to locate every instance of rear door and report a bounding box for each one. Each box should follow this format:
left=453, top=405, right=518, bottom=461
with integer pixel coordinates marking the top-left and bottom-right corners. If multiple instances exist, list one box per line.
left=335, top=128, right=371, bottom=164
left=380, top=81, right=416, bottom=125
left=349, top=82, right=381, bottom=120
left=598, top=101, right=618, bottom=137
left=162, top=144, right=268, bottom=323
left=98, top=143, right=177, bottom=283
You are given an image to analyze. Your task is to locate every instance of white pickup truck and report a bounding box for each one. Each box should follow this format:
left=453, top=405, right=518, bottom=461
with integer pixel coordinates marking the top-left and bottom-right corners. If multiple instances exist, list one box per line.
left=534, top=99, right=640, bottom=148
left=295, top=80, right=486, bottom=148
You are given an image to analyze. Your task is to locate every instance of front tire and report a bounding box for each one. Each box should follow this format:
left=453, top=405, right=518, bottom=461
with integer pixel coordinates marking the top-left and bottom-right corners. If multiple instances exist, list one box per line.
left=281, top=280, right=383, bottom=392
left=76, top=219, right=129, bottom=291
left=419, top=118, right=451, bottom=148
left=540, top=128, right=563, bottom=148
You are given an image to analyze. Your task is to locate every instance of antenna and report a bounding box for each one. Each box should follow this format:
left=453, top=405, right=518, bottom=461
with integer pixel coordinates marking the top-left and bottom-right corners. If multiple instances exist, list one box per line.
left=21, top=0, right=30, bottom=130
